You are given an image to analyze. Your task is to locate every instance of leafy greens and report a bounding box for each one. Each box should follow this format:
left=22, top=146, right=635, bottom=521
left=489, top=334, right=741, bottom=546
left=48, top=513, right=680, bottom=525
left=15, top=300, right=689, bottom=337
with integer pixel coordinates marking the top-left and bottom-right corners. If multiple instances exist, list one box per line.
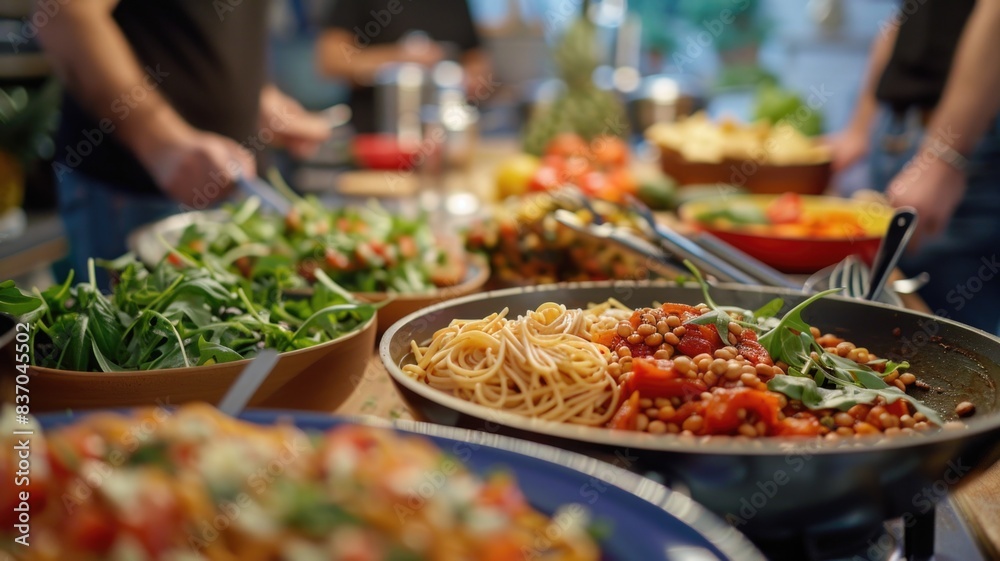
left=0, top=254, right=375, bottom=372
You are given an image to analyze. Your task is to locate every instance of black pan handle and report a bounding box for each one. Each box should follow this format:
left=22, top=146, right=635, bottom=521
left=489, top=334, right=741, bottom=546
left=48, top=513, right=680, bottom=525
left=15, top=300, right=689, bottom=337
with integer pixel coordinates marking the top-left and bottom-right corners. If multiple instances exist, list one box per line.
left=865, top=207, right=918, bottom=302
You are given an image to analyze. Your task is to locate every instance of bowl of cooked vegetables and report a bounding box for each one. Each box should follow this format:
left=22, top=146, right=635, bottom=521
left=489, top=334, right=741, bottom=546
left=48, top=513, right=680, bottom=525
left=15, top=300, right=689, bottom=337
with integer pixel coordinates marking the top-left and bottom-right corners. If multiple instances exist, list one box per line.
left=646, top=113, right=832, bottom=195
left=6, top=404, right=764, bottom=561
left=0, top=256, right=376, bottom=411
left=379, top=278, right=1000, bottom=555
left=129, top=194, right=489, bottom=332
left=678, top=192, right=891, bottom=273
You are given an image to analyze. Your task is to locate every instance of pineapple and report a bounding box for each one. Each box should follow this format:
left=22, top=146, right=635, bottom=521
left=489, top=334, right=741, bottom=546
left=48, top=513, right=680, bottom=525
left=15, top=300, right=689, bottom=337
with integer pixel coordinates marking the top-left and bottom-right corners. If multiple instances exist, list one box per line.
left=523, top=2, right=629, bottom=155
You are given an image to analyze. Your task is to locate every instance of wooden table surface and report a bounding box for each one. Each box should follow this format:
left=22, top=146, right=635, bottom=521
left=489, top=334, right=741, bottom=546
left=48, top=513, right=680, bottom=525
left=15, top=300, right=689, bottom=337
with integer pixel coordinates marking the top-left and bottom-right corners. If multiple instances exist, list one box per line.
left=337, top=288, right=1000, bottom=558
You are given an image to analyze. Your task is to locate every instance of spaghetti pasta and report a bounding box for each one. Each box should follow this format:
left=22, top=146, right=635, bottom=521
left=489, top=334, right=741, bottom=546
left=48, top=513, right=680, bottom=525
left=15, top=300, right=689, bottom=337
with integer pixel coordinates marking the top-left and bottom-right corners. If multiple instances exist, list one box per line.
left=403, top=302, right=622, bottom=425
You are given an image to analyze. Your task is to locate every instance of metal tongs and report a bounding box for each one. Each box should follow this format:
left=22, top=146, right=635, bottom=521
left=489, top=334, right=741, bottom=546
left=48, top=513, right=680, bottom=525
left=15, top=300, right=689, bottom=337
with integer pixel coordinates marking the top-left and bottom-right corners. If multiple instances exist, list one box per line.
left=553, top=209, right=686, bottom=279
left=623, top=195, right=801, bottom=289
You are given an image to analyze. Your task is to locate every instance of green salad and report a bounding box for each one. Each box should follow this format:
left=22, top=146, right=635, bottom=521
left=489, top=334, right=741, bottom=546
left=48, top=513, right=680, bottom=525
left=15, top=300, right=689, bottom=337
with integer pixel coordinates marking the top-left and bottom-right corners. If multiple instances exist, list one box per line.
left=0, top=255, right=375, bottom=372
left=172, top=192, right=466, bottom=294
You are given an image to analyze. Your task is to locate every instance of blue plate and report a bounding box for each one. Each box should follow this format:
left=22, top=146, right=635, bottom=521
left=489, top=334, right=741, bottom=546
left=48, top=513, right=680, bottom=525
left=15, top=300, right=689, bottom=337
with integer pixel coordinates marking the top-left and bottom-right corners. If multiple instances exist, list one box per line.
left=39, top=409, right=764, bottom=561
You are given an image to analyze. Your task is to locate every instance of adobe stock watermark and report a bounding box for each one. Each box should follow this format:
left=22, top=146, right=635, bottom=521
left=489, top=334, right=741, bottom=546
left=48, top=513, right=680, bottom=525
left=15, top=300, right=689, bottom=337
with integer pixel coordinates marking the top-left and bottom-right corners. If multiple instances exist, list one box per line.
left=854, top=457, right=970, bottom=561
left=187, top=433, right=311, bottom=551
left=879, top=0, right=929, bottom=38
left=338, top=0, right=415, bottom=61
left=59, top=399, right=174, bottom=514
left=51, top=64, right=171, bottom=180
left=724, top=440, right=824, bottom=527
left=5, top=0, right=71, bottom=54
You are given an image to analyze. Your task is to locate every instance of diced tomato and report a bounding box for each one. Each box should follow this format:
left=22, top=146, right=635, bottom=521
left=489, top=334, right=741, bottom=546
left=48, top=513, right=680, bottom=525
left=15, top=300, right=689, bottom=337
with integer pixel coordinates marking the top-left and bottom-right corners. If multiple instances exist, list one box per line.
left=765, top=192, right=804, bottom=224
left=607, top=391, right=641, bottom=430
left=482, top=536, right=528, bottom=561
left=336, top=217, right=353, bottom=232
left=623, top=358, right=707, bottom=401
left=187, top=239, right=206, bottom=254
left=64, top=503, right=117, bottom=554
left=563, top=156, right=593, bottom=184
left=233, top=256, right=253, bottom=278
left=166, top=252, right=184, bottom=267
left=324, top=248, right=350, bottom=270
left=590, top=136, right=629, bottom=168
left=478, top=475, right=528, bottom=515
left=578, top=171, right=608, bottom=197
left=397, top=235, right=417, bottom=259
left=660, top=303, right=703, bottom=319
left=885, top=399, right=910, bottom=417
left=297, top=259, right=319, bottom=282
left=677, top=324, right=723, bottom=358
left=702, top=388, right=782, bottom=435
left=528, top=166, right=561, bottom=192
left=736, top=330, right=773, bottom=366
left=545, top=133, right=590, bottom=159
left=126, top=487, right=182, bottom=557
left=776, top=414, right=823, bottom=436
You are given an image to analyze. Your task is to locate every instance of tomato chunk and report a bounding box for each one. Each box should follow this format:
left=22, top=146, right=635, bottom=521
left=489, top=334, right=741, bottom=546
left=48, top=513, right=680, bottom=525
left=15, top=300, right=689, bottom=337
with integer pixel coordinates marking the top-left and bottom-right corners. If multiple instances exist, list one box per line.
left=624, top=358, right=707, bottom=400
left=702, top=387, right=782, bottom=435
left=607, top=391, right=641, bottom=430
left=736, top=329, right=773, bottom=366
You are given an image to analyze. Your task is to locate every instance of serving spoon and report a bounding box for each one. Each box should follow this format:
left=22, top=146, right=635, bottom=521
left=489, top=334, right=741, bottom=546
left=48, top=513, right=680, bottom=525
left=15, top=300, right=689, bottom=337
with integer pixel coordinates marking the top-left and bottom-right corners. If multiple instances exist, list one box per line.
left=864, top=207, right=918, bottom=302
left=217, top=348, right=280, bottom=416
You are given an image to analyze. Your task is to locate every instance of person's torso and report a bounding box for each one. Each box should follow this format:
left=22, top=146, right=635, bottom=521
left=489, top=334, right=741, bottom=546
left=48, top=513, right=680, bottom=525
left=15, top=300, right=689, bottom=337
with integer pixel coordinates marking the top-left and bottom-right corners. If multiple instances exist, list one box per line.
left=331, top=0, right=480, bottom=133
left=55, top=0, right=270, bottom=193
left=875, top=0, right=976, bottom=110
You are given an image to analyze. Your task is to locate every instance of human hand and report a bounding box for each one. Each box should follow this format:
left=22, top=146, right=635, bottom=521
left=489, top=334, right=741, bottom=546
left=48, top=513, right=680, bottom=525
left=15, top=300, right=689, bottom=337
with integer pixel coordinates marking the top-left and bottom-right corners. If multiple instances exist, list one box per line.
left=260, top=86, right=331, bottom=160
left=825, top=126, right=870, bottom=172
left=140, top=126, right=255, bottom=209
left=886, top=153, right=967, bottom=248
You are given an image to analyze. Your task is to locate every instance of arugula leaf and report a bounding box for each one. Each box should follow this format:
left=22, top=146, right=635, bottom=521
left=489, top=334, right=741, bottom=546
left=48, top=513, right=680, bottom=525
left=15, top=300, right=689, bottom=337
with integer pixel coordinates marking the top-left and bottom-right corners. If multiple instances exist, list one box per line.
left=0, top=280, right=44, bottom=317
left=758, top=288, right=842, bottom=356
left=753, top=297, right=784, bottom=320
left=196, top=336, right=244, bottom=366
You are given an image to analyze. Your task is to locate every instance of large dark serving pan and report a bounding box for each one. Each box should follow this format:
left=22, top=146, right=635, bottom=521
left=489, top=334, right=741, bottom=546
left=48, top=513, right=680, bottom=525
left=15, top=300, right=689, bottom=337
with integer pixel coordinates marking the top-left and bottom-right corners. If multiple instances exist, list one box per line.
left=380, top=281, right=1000, bottom=558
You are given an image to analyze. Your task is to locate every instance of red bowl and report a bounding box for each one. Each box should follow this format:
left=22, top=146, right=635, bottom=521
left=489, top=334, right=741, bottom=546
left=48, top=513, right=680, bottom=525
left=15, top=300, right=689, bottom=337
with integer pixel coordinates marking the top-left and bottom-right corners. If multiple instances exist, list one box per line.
left=351, top=134, right=420, bottom=171
left=678, top=194, right=891, bottom=274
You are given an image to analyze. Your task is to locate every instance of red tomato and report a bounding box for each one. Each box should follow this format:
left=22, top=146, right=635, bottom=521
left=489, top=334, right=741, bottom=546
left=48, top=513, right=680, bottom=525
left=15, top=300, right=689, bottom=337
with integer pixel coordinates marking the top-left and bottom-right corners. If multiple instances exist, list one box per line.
left=885, top=399, right=910, bottom=417
left=608, top=391, right=641, bottom=430
left=702, top=388, right=782, bottom=435
left=545, top=133, right=590, bottom=159
left=578, top=171, right=608, bottom=197
left=623, top=358, right=707, bottom=401
left=529, top=166, right=561, bottom=192
left=765, top=192, right=804, bottom=224
left=563, top=156, right=592, bottom=183
left=736, top=330, right=773, bottom=366
left=324, top=248, right=350, bottom=270
left=603, top=168, right=637, bottom=200
left=660, top=303, right=703, bottom=319
left=776, top=414, right=823, bottom=436
left=64, top=503, right=117, bottom=554
left=397, top=236, right=417, bottom=259
left=590, top=136, right=629, bottom=167
left=677, top=324, right=723, bottom=358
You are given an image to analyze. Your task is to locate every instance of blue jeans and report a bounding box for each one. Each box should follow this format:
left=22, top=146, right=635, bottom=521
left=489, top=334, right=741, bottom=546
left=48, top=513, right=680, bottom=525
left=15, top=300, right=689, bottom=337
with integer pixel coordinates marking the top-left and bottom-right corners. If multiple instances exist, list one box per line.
left=56, top=172, right=180, bottom=288
left=869, top=108, right=1000, bottom=335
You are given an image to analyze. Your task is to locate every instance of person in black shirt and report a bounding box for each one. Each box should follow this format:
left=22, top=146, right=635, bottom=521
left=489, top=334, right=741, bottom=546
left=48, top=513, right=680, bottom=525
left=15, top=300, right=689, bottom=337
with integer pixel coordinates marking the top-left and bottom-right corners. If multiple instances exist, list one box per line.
left=38, top=0, right=331, bottom=282
left=829, top=0, right=1000, bottom=334
left=316, top=0, right=489, bottom=133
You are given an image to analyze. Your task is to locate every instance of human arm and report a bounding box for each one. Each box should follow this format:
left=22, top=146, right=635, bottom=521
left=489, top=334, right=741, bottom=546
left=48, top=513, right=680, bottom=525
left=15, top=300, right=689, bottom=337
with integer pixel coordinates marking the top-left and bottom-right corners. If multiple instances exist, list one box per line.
left=827, top=22, right=898, bottom=171
left=887, top=0, right=1000, bottom=244
left=35, top=0, right=253, bottom=206
left=316, top=28, right=444, bottom=85
left=258, top=85, right=331, bottom=160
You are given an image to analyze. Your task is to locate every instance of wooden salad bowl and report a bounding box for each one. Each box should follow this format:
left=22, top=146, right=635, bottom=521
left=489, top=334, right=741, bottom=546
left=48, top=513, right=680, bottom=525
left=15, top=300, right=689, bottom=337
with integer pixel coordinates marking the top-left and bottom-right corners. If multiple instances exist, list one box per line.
left=19, top=315, right=376, bottom=413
